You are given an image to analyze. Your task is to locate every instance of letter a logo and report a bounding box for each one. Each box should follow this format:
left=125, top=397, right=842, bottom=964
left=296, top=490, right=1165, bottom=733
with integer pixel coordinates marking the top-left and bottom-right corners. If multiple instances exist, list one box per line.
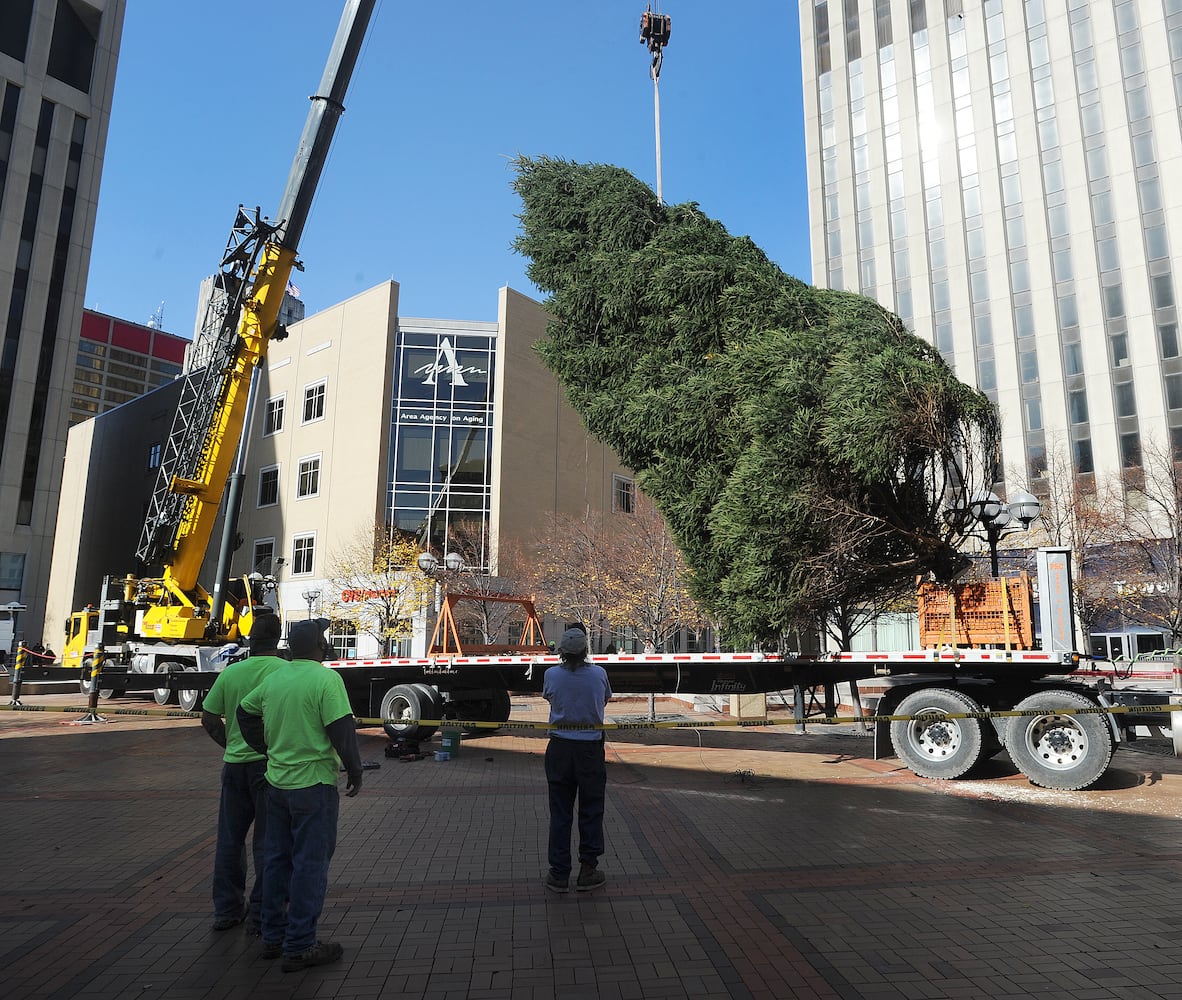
left=422, top=337, right=469, bottom=387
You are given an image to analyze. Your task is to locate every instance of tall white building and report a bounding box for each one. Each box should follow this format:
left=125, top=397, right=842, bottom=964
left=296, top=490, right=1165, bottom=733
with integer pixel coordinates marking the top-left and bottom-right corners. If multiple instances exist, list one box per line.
left=799, top=0, right=1182, bottom=492
left=0, top=0, right=125, bottom=625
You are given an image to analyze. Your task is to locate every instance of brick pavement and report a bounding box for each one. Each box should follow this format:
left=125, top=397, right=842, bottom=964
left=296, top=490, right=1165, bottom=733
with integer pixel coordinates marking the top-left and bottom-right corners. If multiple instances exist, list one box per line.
left=3, top=696, right=1182, bottom=999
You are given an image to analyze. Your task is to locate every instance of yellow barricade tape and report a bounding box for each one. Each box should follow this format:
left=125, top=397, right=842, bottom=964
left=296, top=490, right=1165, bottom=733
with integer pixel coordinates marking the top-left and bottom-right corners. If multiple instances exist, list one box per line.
left=2, top=701, right=1180, bottom=728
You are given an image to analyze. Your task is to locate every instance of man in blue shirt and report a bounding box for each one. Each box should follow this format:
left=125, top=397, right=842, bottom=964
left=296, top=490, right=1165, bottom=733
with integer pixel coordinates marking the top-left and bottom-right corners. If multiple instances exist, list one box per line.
left=542, top=627, right=612, bottom=893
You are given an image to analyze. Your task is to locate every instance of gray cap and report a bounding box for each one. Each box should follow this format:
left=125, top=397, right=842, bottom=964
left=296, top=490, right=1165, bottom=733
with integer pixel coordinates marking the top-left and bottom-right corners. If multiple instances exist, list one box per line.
left=288, top=617, right=331, bottom=659
left=558, top=627, right=589, bottom=658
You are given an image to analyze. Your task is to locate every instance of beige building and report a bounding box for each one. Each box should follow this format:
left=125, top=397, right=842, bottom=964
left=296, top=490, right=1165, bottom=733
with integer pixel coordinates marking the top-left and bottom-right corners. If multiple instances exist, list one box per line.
left=44, top=282, right=632, bottom=656
left=0, top=0, right=125, bottom=633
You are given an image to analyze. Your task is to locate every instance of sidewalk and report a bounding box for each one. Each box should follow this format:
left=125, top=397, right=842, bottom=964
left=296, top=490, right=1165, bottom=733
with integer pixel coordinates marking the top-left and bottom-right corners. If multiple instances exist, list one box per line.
left=3, top=696, right=1182, bottom=999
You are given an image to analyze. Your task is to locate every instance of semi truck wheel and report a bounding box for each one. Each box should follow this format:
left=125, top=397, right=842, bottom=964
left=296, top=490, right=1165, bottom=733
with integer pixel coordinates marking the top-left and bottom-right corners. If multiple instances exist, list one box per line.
left=890, top=687, right=987, bottom=780
left=79, top=656, right=123, bottom=699
left=457, top=688, right=511, bottom=734
left=178, top=668, right=205, bottom=713
left=381, top=683, right=438, bottom=741
left=152, top=671, right=174, bottom=709
left=1005, top=690, right=1113, bottom=791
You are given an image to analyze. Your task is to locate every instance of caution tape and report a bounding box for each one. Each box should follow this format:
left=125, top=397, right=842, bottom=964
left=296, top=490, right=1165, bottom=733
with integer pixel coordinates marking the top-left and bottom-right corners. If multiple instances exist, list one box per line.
left=2, top=701, right=1180, bottom=728
left=0, top=703, right=203, bottom=719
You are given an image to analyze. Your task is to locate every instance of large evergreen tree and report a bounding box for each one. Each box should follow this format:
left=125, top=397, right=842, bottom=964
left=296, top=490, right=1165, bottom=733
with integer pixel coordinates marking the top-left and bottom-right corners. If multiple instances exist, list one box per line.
left=513, top=157, right=1000, bottom=647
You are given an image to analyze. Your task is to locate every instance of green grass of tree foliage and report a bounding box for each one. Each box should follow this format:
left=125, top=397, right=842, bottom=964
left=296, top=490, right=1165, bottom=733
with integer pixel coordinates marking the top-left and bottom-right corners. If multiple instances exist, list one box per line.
left=513, top=157, right=1000, bottom=647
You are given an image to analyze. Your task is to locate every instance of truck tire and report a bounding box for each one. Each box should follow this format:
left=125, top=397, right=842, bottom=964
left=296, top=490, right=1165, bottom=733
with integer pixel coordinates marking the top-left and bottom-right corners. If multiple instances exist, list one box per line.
left=178, top=667, right=205, bottom=713
left=79, top=657, right=124, bottom=699
left=153, top=661, right=184, bottom=706
left=381, top=683, right=438, bottom=741
left=890, top=687, right=987, bottom=780
left=457, top=688, right=511, bottom=734
left=1005, top=690, right=1114, bottom=791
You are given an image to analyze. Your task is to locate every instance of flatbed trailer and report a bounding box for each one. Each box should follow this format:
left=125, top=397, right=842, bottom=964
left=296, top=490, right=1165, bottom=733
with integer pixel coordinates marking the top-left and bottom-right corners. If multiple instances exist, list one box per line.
left=17, top=642, right=1179, bottom=791
left=310, top=644, right=1139, bottom=792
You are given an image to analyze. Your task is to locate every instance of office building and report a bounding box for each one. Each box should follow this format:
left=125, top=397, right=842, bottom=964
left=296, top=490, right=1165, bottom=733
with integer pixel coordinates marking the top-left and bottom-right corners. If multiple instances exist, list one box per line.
left=0, top=0, right=126, bottom=622
left=71, top=309, right=187, bottom=425
left=44, top=282, right=633, bottom=656
left=799, top=0, right=1182, bottom=491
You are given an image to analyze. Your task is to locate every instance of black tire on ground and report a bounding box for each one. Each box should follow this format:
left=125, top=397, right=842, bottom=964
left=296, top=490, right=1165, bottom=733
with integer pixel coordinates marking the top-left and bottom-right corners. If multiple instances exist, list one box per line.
left=79, top=656, right=123, bottom=699
left=153, top=662, right=178, bottom=706
left=411, top=684, right=442, bottom=727
left=178, top=667, right=205, bottom=713
left=381, top=683, right=437, bottom=742
left=1005, top=689, right=1114, bottom=791
left=457, top=687, right=511, bottom=735
left=889, top=687, right=987, bottom=780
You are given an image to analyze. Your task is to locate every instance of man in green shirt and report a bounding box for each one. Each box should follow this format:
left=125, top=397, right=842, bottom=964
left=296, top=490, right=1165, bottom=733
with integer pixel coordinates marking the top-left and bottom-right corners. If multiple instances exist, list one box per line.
left=238, top=617, right=362, bottom=973
left=201, top=611, right=287, bottom=933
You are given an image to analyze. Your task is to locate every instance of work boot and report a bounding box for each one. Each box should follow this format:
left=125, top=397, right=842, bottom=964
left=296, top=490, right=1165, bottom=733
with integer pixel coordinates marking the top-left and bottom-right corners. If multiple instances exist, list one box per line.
left=281, top=940, right=343, bottom=973
left=211, top=910, right=245, bottom=931
left=576, top=863, right=606, bottom=892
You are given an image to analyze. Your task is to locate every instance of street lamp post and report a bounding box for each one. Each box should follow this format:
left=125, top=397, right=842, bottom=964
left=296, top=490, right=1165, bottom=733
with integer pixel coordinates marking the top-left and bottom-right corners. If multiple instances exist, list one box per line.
left=300, top=587, right=321, bottom=620
left=416, top=551, right=464, bottom=653
left=967, top=490, right=1042, bottom=577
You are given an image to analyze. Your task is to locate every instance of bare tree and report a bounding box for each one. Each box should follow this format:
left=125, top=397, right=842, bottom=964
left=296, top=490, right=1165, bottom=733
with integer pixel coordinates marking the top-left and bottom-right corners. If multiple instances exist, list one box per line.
left=324, top=525, right=433, bottom=655
left=523, top=498, right=710, bottom=651
left=1110, top=436, right=1182, bottom=645
left=1014, top=437, right=1125, bottom=639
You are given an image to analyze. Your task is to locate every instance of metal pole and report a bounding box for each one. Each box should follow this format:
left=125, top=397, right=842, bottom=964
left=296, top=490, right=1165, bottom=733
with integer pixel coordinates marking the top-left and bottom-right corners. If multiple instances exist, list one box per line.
left=76, top=647, right=108, bottom=724
left=8, top=644, right=25, bottom=706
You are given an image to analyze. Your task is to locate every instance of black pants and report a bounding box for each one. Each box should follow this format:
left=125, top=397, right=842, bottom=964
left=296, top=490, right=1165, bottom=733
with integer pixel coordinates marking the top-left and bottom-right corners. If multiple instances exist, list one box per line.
left=545, top=737, right=606, bottom=879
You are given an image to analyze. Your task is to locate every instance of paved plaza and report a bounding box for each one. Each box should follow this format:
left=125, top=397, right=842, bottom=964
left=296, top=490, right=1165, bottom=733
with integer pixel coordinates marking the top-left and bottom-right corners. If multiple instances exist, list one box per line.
left=3, top=694, right=1182, bottom=999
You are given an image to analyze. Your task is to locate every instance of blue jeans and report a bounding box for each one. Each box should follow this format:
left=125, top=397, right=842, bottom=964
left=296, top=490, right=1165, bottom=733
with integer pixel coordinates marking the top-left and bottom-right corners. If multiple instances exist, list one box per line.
left=212, top=759, right=268, bottom=923
left=260, top=783, right=339, bottom=955
left=545, top=737, right=606, bottom=880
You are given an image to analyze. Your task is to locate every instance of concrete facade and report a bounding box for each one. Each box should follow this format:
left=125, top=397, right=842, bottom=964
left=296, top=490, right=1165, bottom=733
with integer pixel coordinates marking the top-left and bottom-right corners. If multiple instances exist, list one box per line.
left=798, top=1, right=1182, bottom=494
left=0, top=0, right=125, bottom=630
left=44, top=282, right=632, bottom=655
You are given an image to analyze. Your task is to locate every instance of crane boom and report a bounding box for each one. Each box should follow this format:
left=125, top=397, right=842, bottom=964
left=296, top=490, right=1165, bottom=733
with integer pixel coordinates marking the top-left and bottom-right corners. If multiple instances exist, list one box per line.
left=130, top=0, right=377, bottom=642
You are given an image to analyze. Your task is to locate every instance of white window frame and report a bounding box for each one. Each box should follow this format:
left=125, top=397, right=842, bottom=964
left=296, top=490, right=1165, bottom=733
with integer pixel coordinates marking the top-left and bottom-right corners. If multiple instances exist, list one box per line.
left=302, top=379, right=327, bottom=424
left=612, top=474, right=634, bottom=514
left=257, top=464, right=280, bottom=508
left=296, top=454, right=322, bottom=499
left=292, top=533, right=316, bottom=575
left=263, top=394, right=286, bottom=436
left=253, top=537, right=276, bottom=575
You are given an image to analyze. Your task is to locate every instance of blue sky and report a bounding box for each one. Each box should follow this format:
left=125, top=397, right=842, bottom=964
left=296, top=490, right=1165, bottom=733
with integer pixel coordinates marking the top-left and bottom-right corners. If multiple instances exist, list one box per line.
left=86, top=1, right=811, bottom=335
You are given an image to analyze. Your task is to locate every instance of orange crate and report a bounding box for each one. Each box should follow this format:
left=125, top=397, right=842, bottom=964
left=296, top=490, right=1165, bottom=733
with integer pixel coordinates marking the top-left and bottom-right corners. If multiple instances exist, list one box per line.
left=917, top=573, right=1035, bottom=649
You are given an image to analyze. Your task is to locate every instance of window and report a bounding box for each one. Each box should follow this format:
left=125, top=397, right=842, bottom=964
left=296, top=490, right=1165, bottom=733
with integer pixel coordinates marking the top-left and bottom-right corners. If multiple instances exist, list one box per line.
left=0, top=0, right=34, bottom=60
left=148, top=442, right=162, bottom=469
left=1120, top=431, right=1142, bottom=468
left=253, top=538, right=276, bottom=575
left=292, top=534, right=315, bottom=575
left=297, top=455, right=321, bottom=499
left=258, top=465, right=279, bottom=507
left=612, top=475, right=634, bottom=514
left=302, top=380, right=326, bottom=423
left=263, top=395, right=285, bottom=436
left=1114, top=381, right=1137, bottom=417
left=330, top=619, right=358, bottom=659
left=47, top=0, right=98, bottom=93
left=1068, top=389, right=1089, bottom=424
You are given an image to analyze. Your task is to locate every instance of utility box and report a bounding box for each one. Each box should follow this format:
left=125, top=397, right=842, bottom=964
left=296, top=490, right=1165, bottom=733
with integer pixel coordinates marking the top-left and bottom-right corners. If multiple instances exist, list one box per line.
left=917, top=573, right=1035, bottom=649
